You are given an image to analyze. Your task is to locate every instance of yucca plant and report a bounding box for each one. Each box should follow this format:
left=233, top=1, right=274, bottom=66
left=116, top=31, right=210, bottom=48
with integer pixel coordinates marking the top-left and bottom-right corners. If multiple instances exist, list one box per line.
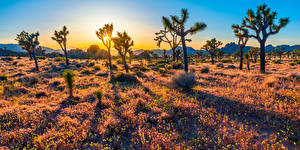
left=240, top=4, right=289, bottom=73
left=63, top=70, right=75, bottom=98
left=113, top=31, right=134, bottom=73
left=15, top=31, right=40, bottom=71
left=52, top=25, right=70, bottom=66
left=162, top=8, right=206, bottom=73
left=96, top=24, right=114, bottom=75
left=94, top=90, right=103, bottom=107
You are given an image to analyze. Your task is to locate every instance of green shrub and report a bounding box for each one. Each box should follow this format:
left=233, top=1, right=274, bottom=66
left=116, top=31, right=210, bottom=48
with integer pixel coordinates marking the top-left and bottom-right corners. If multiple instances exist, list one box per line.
left=55, top=56, right=66, bottom=61
left=220, top=58, right=232, bottom=63
left=200, top=66, right=210, bottom=73
left=291, top=59, right=300, bottom=64
left=272, top=60, right=282, bottom=64
left=289, top=62, right=296, bottom=66
left=94, top=90, right=103, bottom=107
left=37, top=56, right=47, bottom=60
left=112, top=73, right=140, bottom=84
left=171, top=61, right=183, bottom=69
left=63, top=70, right=75, bottom=98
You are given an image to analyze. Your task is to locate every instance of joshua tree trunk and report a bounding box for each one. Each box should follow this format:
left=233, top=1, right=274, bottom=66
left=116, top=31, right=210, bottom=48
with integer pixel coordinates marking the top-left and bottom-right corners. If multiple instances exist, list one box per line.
left=259, top=41, right=266, bottom=73
left=122, top=56, right=129, bottom=73
left=247, top=60, right=250, bottom=71
left=211, top=55, right=215, bottom=64
left=69, top=88, right=73, bottom=98
left=32, top=52, right=39, bottom=72
left=172, top=48, right=176, bottom=62
left=64, top=50, right=70, bottom=66
left=29, top=52, right=33, bottom=60
left=108, top=47, right=112, bottom=74
left=239, top=48, right=243, bottom=70
left=181, top=35, right=188, bottom=73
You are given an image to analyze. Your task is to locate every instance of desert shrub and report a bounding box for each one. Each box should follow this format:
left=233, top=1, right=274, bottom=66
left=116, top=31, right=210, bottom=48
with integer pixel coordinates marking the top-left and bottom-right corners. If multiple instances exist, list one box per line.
left=171, top=61, right=183, bottom=69
left=17, top=56, right=21, bottom=59
left=156, top=63, right=166, bottom=68
left=147, top=63, right=156, bottom=67
left=81, top=69, right=93, bottom=75
left=1, top=57, right=13, bottom=61
left=12, top=61, right=18, bottom=65
left=0, top=74, right=8, bottom=81
left=196, top=59, right=207, bottom=63
left=131, top=65, right=148, bottom=72
left=93, top=65, right=101, bottom=71
left=116, top=59, right=122, bottom=64
left=286, top=72, right=300, bottom=81
left=289, top=62, right=296, bottom=66
left=291, top=59, right=300, bottom=64
left=55, top=56, right=66, bottom=61
left=216, top=63, right=224, bottom=68
left=171, top=71, right=196, bottom=91
left=227, top=65, right=236, bottom=69
left=200, top=66, right=210, bottom=73
left=158, top=68, right=168, bottom=76
left=63, top=70, right=75, bottom=98
left=37, top=56, right=47, bottom=60
left=112, top=64, right=118, bottom=71
left=272, top=60, right=282, bottom=64
left=112, top=73, right=140, bottom=84
left=220, top=58, right=232, bottom=63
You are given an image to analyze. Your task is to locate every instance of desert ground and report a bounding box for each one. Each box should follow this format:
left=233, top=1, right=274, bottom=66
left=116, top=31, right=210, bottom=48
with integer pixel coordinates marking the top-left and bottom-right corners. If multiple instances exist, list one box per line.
left=0, top=57, right=299, bottom=149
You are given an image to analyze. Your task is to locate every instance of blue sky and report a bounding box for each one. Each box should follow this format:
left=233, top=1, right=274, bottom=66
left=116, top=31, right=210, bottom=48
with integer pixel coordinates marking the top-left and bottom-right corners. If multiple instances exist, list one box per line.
left=0, top=0, right=299, bottom=50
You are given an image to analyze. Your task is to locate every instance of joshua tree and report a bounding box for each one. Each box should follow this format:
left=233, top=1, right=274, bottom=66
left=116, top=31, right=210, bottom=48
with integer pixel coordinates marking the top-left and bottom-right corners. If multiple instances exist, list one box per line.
left=245, top=53, right=250, bottom=71
left=232, top=24, right=249, bottom=70
left=202, top=38, right=223, bottom=64
left=163, top=49, right=168, bottom=60
left=285, top=51, right=291, bottom=59
left=240, top=4, right=289, bottom=73
left=291, top=49, right=299, bottom=59
left=196, top=51, right=203, bottom=59
left=128, top=49, right=134, bottom=64
left=233, top=50, right=240, bottom=59
left=113, top=31, right=134, bottom=73
left=248, top=47, right=260, bottom=63
left=63, top=70, right=75, bottom=98
left=96, top=24, right=114, bottom=74
left=52, top=25, right=70, bottom=66
left=216, top=49, right=224, bottom=60
left=162, top=9, right=207, bottom=73
left=275, top=47, right=284, bottom=60
left=15, top=31, right=40, bottom=71
left=15, top=31, right=33, bottom=60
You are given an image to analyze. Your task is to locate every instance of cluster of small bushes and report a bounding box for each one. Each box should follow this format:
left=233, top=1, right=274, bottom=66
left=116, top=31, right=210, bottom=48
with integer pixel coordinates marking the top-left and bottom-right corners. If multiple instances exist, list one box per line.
left=170, top=61, right=183, bottom=69
left=289, top=59, right=300, bottom=66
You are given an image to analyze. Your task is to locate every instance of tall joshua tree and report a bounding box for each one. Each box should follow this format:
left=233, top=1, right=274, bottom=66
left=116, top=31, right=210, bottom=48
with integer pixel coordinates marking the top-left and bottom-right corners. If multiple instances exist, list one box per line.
left=240, top=4, right=289, bottom=73
left=154, top=26, right=191, bottom=61
left=232, top=24, right=249, bottom=70
left=113, top=31, right=134, bottom=73
left=16, top=31, right=40, bottom=71
left=202, top=38, right=223, bottom=64
left=96, top=24, right=114, bottom=74
left=162, top=9, right=207, bottom=73
left=52, top=26, right=70, bottom=66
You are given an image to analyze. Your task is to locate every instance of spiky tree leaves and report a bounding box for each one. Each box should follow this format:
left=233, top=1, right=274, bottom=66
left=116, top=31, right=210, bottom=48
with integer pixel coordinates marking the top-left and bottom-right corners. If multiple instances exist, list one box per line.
left=162, top=8, right=206, bottom=73
left=240, top=4, right=289, bottom=73
left=202, top=38, right=223, bottom=64
left=52, top=25, right=70, bottom=66
left=96, top=24, right=114, bottom=74
left=15, top=31, right=40, bottom=71
left=112, top=31, right=134, bottom=73
left=63, top=70, right=75, bottom=98
left=232, top=24, right=249, bottom=70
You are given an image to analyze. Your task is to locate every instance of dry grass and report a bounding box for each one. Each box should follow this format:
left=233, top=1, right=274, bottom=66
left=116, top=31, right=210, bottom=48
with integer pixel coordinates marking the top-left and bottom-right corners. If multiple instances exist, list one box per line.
left=0, top=57, right=299, bottom=149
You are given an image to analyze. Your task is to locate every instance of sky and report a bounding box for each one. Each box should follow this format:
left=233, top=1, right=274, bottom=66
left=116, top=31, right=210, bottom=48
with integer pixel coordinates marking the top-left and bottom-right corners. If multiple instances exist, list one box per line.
left=0, top=0, right=299, bottom=50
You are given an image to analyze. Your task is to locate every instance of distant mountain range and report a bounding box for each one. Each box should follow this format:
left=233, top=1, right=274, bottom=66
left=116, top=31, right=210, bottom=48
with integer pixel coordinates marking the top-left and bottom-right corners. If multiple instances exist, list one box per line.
left=1, top=43, right=299, bottom=56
